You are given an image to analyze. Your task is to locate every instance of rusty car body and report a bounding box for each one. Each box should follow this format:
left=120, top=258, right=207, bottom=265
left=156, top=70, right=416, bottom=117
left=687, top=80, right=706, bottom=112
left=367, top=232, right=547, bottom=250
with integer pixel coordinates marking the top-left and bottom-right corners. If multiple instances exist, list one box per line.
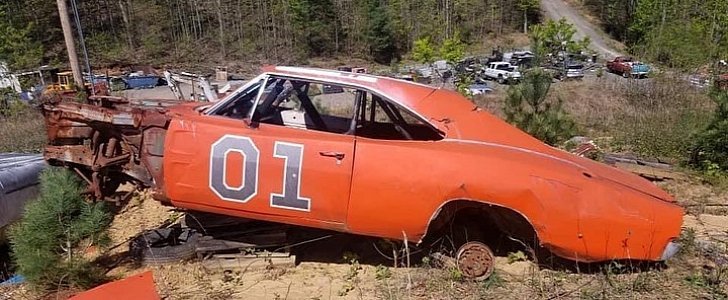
left=42, top=66, right=683, bottom=278
left=606, top=56, right=650, bottom=78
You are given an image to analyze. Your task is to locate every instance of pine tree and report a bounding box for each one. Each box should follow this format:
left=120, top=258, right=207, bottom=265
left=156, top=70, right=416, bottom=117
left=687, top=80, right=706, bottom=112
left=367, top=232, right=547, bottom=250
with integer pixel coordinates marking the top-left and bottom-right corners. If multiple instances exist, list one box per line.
left=0, top=4, right=42, bottom=70
left=365, top=0, right=398, bottom=64
left=290, top=0, right=338, bottom=56
left=693, top=88, right=728, bottom=171
left=412, top=37, right=435, bottom=64
left=504, top=69, right=577, bottom=145
left=9, top=168, right=111, bottom=290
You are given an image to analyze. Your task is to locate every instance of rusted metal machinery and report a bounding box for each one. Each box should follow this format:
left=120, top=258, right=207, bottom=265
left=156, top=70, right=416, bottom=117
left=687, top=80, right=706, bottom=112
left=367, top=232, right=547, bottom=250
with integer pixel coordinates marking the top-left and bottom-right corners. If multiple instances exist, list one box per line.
left=42, top=95, right=182, bottom=202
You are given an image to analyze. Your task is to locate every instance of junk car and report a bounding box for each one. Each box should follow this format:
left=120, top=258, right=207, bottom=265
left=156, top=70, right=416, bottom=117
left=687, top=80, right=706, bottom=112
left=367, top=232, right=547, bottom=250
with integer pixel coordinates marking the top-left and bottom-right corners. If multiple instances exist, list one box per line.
left=42, top=66, right=683, bottom=279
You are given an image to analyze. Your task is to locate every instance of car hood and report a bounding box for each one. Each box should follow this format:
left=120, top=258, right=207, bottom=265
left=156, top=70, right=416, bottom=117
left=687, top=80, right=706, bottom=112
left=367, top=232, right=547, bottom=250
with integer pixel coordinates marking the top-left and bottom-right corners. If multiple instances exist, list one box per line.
left=418, top=90, right=674, bottom=202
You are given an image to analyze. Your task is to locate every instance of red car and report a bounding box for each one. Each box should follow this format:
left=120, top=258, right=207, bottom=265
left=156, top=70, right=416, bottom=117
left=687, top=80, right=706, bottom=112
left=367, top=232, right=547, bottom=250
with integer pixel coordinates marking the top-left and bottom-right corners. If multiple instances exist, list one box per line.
left=606, top=56, right=650, bottom=78
left=43, top=66, right=683, bottom=279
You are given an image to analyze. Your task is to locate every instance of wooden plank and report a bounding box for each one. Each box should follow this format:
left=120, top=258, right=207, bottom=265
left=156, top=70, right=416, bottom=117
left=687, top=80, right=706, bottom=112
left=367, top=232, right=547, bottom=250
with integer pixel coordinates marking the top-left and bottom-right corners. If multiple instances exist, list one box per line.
left=613, top=162, right=685, bottom=180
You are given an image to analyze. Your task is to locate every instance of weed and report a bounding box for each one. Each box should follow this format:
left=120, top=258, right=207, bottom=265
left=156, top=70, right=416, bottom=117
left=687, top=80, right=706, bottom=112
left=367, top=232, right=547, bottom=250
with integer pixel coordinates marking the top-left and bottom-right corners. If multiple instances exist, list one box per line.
left=528, top=269, right=567, bottom=298
left=375, top=264, right=392, bottom=280
left=448, top=266, right=464, bottom=282
left=507, top=251, right=528, bottom=264
left=481, top=270, right=504, bottom=289
left=420, top=256, right=432, bottom=268
left=685, top=265, right=728, bottom=298
left=338, top=258, right=361, bottom=296
left=677, top=228, right=697, bottom=257
left=628, top=271, right=655, bottom=293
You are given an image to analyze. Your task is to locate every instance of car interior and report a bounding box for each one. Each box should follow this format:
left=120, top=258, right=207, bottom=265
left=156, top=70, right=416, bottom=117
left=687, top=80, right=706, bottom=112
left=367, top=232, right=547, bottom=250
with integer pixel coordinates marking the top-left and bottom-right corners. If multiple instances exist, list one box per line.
left=211, top=76, right=443, bottom=141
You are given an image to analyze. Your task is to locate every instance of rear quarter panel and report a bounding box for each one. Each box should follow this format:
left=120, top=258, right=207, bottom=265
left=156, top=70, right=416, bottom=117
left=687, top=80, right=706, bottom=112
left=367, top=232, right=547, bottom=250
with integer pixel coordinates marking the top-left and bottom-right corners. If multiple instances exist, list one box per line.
left=347, top=138, right=682, bottom=262
left=346, top=138, right=557, bottom=241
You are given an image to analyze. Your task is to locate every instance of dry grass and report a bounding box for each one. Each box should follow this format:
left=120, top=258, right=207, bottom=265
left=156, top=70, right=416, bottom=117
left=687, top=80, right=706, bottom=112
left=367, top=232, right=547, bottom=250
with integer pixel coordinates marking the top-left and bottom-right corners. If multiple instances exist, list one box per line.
left=473, top=74, right=714, bottom=164
left=541, top=75, right=714, bottom=163
left=0, top=105, right=46, bottom=153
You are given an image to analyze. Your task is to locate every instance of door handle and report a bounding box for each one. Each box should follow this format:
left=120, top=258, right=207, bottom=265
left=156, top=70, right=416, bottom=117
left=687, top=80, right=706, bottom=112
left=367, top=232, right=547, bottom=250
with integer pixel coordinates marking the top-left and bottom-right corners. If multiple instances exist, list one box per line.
left=319, top=151, right=345, bottom=160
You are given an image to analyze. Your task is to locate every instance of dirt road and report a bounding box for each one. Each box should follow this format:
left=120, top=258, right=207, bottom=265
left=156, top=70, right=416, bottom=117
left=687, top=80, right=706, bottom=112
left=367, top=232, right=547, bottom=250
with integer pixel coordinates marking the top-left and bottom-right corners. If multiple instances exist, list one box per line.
left=541, top=0, right=623, bottom=59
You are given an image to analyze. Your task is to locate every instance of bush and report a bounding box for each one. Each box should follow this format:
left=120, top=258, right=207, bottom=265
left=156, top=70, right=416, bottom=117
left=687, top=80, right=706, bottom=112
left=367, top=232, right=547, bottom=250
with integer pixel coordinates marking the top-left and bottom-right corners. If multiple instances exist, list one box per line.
left=0, top=88, right=25, bottom=117
left=692, top=88, right=728, bottom=171
left=504, top=69, right=577, bottom=145
left=9, top=168, right=111, bottom=290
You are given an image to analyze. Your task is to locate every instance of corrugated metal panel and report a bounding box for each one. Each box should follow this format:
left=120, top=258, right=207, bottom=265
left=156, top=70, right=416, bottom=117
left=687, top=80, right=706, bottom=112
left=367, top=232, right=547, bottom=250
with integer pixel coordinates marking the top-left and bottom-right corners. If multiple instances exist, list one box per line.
left=0, top=153, right=46, bottom=229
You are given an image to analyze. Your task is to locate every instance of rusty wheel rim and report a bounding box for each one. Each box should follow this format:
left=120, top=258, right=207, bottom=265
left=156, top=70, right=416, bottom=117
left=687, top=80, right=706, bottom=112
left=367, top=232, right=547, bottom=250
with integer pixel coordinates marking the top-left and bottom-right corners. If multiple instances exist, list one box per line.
left=456, top=241, right=495, bottom=281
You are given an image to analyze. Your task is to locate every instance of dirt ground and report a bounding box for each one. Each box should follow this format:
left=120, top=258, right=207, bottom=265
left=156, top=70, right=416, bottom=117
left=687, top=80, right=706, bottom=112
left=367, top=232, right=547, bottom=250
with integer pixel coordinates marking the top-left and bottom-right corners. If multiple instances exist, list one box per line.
left=3, top=172, right=726, bottom=300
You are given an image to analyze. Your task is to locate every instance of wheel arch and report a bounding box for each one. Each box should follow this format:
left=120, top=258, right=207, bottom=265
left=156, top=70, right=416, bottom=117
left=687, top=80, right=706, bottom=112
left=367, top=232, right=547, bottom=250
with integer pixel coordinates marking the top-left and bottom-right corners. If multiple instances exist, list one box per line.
left=419, top=198, right=541, bottom=248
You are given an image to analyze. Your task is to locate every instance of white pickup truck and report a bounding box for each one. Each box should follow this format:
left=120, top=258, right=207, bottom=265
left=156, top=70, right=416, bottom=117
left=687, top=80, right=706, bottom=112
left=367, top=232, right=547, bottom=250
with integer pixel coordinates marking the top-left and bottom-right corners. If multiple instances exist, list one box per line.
left=483, top=62, right=522, bottom=84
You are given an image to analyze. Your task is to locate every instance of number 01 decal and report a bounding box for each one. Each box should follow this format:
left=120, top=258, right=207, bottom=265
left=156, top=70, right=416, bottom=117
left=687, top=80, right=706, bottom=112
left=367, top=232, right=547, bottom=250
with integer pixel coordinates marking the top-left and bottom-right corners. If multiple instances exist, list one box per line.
left=209, top=135, right=311, bottom=211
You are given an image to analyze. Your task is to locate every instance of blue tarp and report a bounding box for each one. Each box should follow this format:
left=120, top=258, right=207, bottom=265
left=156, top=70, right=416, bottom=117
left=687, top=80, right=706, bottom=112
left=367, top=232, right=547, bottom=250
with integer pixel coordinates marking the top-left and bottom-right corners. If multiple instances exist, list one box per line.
left=123, top=75, right=159, bottom=89
left=0, top=153, right=45, bottom=230
left=0, top=274, right=25, bottom=285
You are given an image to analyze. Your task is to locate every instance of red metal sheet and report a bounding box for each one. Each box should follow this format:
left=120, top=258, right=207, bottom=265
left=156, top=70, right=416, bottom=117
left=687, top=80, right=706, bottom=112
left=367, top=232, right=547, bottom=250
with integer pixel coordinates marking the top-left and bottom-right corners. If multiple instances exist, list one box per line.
left=69, top=271, right=159, bottom=300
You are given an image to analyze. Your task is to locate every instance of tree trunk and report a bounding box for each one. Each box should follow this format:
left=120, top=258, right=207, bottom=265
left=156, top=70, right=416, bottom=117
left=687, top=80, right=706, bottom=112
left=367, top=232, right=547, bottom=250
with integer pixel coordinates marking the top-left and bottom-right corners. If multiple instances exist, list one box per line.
left=118, top=0, right=134, bottom=49
left=56, top=0, right=83, bottom=88
left=215, top=0, right=226, bottom=60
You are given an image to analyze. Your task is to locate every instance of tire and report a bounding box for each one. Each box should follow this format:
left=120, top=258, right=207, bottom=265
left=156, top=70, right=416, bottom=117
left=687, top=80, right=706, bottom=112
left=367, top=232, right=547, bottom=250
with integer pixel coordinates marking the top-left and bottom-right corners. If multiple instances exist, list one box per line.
left=129, top=227, right=200, bottom=265
left=497, top=76, right=505, bottom=84
left=622, top=71, right=629, bottom=78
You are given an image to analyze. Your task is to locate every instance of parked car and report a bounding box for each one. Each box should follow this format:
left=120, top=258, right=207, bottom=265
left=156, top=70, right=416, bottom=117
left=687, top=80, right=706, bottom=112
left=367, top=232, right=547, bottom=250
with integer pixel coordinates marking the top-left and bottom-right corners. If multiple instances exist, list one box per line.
left=554, top=63, right=585, bottom=80
left=467, top=83, right=493, bottom=95
left=42, top=66, right=683, bottom=280
left=483, top=62, right=522, bottom=84
left=504, top=51, right=535, bottom=69
left=606, top=56, right=650, bottom=78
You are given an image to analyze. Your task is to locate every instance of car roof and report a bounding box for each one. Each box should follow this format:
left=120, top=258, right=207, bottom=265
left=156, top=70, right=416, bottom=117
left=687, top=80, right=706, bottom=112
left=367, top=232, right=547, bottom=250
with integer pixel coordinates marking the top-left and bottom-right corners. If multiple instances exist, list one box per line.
left=262, top=66, right=438, bottom=110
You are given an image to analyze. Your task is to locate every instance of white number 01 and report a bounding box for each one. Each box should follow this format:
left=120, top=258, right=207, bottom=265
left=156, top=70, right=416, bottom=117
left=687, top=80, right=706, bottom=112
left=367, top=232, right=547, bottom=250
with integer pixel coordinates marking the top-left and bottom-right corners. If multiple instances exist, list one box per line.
left=209, top=135, right=311, bottom=211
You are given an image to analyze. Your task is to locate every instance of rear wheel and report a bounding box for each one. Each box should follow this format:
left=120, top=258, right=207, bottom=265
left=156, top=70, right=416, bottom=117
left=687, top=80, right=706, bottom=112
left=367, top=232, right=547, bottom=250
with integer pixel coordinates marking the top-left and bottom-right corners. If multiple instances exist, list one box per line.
left=432, top=215, right=497, bottom=280
left=456, top=241, right=495, bottom=281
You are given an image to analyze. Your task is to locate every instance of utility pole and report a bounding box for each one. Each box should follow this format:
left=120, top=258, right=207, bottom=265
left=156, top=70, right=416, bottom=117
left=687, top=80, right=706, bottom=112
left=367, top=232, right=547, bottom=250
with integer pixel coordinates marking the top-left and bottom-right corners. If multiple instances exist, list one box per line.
left=56, top=0, right=83, bottom=88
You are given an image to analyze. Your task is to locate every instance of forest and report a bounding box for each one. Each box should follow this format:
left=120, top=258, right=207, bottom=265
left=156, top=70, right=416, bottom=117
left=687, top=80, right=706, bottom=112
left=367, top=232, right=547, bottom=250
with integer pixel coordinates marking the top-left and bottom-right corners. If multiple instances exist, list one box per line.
left=580, top=0, right=728, bottom=69
left=0, top=0, right=539, bottom=71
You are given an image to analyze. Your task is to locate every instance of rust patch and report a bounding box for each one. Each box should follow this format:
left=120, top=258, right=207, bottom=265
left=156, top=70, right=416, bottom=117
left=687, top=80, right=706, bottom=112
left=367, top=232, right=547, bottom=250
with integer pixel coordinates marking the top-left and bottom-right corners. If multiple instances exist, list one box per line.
left=41, top=95, right=177, bottom=201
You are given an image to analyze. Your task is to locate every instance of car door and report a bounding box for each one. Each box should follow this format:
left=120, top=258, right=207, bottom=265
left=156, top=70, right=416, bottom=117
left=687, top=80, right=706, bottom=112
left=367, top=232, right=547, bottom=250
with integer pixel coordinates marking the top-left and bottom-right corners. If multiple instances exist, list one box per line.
left=164, top=76, right=356, bottom=226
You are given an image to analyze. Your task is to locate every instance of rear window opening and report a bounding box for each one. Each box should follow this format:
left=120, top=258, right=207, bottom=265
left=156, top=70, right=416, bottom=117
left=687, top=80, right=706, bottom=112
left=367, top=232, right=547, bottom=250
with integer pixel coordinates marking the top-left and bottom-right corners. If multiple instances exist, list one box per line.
left=355, top=94, right=443, bottom=141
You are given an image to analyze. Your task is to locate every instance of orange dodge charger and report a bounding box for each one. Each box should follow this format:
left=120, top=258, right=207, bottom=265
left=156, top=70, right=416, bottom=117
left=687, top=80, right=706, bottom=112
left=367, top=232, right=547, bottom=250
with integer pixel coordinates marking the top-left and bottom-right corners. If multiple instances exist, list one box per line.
left=43, top=66, right=683, bottom=279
